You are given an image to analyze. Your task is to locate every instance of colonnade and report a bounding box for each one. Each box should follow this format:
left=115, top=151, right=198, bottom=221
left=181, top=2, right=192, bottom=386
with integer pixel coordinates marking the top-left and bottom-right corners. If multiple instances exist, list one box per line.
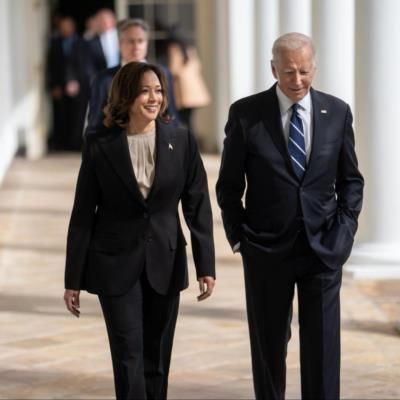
left=214, top=0, right=400, bottom=277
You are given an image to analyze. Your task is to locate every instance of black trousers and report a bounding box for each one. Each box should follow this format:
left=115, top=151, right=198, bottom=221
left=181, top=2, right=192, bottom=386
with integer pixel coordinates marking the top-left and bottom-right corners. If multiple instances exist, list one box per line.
left=241, top=231, right=342, bottom=400
left=49, top=93, right=87, bottom=151
left=98, top=274, right=180, bottom=400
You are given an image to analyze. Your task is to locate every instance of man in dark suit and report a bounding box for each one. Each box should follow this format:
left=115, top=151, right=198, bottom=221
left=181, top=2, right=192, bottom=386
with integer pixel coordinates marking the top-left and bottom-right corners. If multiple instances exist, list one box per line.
left=85, top=8, right=119, bottom=82
left=86, top=18, right=178, bottom=136
left=216, top=32, right=364, bottom=399
left=46, top=16, right=90, bottom=151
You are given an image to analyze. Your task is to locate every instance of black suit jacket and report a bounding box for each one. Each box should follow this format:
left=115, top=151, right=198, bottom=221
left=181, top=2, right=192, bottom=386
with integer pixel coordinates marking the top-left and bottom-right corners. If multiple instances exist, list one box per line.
left=65, top=120, right=215, bottom=296
left=86, top=36, right=109, bottom=83
left=85, top=65, right=119, bottom=135
left=46, top=34, right=90, bottom=90
left=216, top=84, right=364, bottom=269
left=46, top=34, right=91, bottom=150
left=85, top=64, right=179, bottom=136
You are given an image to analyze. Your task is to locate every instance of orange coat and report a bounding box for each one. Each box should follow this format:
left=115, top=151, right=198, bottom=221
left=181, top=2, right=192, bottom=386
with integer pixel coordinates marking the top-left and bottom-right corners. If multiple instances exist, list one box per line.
left=168, top=44, right=211, bottom=110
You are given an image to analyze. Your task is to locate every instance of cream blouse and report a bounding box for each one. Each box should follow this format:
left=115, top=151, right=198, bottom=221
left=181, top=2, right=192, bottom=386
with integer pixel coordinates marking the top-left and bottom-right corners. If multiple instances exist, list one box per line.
left=126, top=129, right=156, bottom=199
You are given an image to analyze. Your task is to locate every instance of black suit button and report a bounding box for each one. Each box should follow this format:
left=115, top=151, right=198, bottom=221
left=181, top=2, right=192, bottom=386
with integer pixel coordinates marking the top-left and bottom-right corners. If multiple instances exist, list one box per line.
left=146, top=235, right=153, bottom=242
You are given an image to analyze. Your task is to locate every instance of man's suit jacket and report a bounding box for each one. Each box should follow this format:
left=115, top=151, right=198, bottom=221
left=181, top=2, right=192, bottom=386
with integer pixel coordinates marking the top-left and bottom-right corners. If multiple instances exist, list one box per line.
left=216, top=84, right=364, bottom=269
left=46, top=34, right=91, bottom=150
left=85, top=64, right=179, bottom=136
left=46, top=34, right=90, bottom=91
left=85, top=65, right=119, bottom=135
left=86, top=36, right=109, bottom=83
left=65, top=119, right=215, bottom=296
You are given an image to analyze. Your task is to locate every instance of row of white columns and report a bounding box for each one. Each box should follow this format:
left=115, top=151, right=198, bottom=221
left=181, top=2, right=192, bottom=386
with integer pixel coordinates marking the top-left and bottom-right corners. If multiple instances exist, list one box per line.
left=0, top=0, right=20, bottom=183
left=0, top=0, right=49, bottom=184
left=225, top=0, right=354, bottom=105
left=350, top=0, right=400, bottom=277
left=219, top=0, right=400, bottom=277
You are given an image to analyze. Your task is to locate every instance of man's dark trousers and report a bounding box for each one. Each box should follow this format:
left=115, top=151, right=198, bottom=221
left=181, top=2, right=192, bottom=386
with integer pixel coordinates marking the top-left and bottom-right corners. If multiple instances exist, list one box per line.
left=241, top=230, right=341, bottom=400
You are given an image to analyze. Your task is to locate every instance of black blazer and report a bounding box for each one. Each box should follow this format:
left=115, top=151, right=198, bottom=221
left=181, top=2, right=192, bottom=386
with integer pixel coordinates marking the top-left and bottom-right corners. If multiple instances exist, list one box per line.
left=46, top=34, right=90, bottom=90
left=85, top=64, right=179, bottom=136
left=65, top=120, right=215, bottom=296
left=216, top=84, right=364, bottom=269
left=86, top=65, right=119, bottom=135
left=86, top=36, right=109, bottom=82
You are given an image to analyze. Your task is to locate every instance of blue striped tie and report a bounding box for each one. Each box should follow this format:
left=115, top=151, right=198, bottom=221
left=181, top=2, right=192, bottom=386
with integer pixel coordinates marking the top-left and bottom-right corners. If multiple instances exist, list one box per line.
left=288, top=103, right=306, bottom=179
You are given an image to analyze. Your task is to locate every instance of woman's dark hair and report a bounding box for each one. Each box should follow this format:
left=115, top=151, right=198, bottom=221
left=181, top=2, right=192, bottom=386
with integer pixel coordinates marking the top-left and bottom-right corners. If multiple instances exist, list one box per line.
left=103, top=62, right=169, bottom=128
left=155, top=22, right=192, bottom=64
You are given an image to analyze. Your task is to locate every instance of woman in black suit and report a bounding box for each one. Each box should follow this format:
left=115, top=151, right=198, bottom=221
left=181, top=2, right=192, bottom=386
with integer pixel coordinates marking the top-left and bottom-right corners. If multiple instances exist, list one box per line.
left=63, top=62, right=215, bottom=399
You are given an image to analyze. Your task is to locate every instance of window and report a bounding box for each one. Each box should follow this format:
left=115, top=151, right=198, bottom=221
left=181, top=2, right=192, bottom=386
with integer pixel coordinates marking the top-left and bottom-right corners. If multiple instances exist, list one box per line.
left=127, top=0, right=196, bottom=62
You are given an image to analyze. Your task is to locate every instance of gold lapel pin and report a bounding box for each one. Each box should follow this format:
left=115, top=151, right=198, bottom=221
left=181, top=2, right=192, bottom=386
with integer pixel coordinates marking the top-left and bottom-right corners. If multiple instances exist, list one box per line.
left=168, top=143, right=173, bottom=150
left=321, top=109, right=327, bottom=114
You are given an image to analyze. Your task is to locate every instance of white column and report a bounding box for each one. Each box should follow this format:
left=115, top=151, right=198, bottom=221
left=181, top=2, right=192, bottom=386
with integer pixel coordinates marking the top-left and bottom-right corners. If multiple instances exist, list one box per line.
left=0, top=0, right=12, bottom=113
left=24, top=0, right=49, bottom=159
left=0, top=0, right=17, bottom=183
left=313, top=0, right=355, bottom=108
left=215, top=0, right=256, bottom=151
left=115, top=0, right=128, bottom=20
left=215, top=0, right=231, bottom=151
left=347, top=0, right=400, bottom=278
left=254, top=0, right=279, bottom=90
left=279, top=0, right=311, bottom=35
left=228, top=0, right=256, bottom=102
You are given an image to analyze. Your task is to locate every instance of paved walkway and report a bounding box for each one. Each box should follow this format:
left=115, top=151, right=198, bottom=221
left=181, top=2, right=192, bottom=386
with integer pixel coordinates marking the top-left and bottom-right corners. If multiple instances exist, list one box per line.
left=0, top=154, right=399, bottom=399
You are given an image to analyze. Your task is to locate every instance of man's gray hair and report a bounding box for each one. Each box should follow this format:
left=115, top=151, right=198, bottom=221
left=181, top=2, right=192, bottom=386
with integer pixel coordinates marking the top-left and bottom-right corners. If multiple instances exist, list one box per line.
left=272, top=32, right=316, bottom=64
left=117, top=18, right=150, bottom=38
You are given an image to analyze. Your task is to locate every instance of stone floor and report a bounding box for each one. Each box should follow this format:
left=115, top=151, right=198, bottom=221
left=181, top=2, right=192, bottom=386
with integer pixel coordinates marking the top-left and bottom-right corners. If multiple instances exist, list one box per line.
left=0, top=153, right=399, bottom=399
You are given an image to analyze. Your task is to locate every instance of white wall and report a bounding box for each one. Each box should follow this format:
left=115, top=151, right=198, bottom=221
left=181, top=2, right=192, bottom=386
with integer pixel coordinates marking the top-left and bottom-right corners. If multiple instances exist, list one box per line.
left=0, top=0, right=17, bottom=183
left=0, top=0, right=49, bottom=184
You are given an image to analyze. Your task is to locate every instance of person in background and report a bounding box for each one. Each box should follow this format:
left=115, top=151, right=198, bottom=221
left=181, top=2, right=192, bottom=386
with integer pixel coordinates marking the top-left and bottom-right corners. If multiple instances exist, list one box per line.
left=216, top=32, right=364, bottom=399
left=83, top=14, right=98, bottom=41
left=86, top=8, right=119, bottom=82
left=46, top=15, right=90, bottom=151
left=64, top=61, right=215, bottom=399
left=49, top=12, right=62, bottom=39
left=159, top=25, right=211, bottom=136
left=86, top=18, right=178, bottom=136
